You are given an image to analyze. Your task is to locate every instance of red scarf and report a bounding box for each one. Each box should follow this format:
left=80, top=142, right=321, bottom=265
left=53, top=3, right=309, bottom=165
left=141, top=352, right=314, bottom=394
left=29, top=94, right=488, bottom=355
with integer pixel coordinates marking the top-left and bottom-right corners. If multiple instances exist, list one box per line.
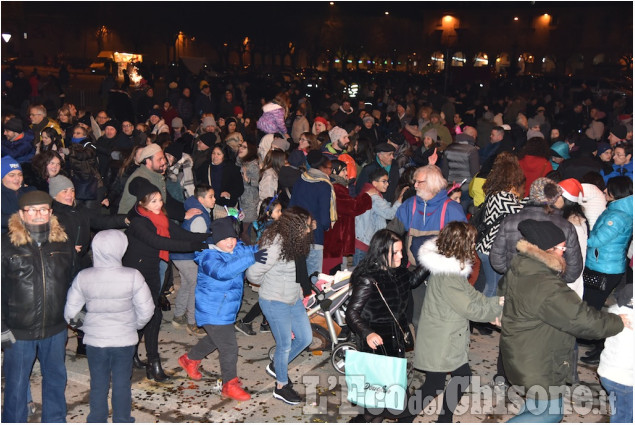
left=137, top=206, right=171, bottom=262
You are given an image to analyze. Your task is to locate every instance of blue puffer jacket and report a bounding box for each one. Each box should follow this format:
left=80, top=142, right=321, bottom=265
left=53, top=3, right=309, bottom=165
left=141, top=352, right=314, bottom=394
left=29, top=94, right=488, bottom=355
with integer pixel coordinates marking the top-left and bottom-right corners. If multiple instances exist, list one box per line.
left=194, top=242, right=257, bottom=325
left=170, top=196, right=212, bottom=261
left=586, top=195, right=633, bottom=275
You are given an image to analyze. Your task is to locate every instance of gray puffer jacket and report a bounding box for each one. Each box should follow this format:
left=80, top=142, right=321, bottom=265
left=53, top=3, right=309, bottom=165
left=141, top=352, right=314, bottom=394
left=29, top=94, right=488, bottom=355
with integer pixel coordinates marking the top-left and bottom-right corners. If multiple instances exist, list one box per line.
left=490, top=204, right=583, bottom=283
left=246, top=235, right=302, bottom=305
left=64, top=230, right=155, bottom=348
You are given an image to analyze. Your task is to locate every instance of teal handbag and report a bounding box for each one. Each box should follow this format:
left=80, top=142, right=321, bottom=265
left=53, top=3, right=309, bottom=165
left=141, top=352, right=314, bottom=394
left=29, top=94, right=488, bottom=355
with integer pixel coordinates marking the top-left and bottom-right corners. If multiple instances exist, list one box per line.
left=345, top=350, right=408, bottom=411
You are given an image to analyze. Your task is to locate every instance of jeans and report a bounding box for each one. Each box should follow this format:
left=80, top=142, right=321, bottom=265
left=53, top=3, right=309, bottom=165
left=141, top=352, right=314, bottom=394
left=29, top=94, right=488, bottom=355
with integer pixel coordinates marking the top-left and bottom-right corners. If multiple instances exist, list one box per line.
left=507, top=397, right=564, bottom=423
left=172, top=260, right=199, bottom=324
left=477, top=250, right=502, bottom=297
left=86, top=345, right=135, bottom=423
left=259, top=298, right=312, bottom=385
left=188, top=324, right=238, bottom=383
left=159, top=259, right=168, bottom=292
left=2, top=330, right=67, bottom=423
left=306, top=244, right=323, bottom=277
left=600, top=376, right=633, bottom=423
left=352, top=248, right=366, bottom=267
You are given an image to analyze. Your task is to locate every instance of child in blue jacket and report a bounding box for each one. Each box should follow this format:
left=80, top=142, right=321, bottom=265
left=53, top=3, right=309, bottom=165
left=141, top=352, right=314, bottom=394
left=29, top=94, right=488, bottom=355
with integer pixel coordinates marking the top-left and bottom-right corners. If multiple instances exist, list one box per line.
left=178, top=217, right=267, bottom=401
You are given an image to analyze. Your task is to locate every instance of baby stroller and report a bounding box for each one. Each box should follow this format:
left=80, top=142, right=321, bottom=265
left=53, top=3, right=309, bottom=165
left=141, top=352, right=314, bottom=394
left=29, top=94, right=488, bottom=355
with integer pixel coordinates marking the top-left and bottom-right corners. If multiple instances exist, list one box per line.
left=268, top=270, right=358, bottom=374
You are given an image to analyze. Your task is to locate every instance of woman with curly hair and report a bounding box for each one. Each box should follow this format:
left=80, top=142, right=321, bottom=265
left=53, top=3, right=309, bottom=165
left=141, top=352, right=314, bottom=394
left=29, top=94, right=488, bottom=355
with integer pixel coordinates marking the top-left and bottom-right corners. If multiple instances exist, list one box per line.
left=246, top=206, right=314, bottom=406
left=518, top=136, right=553, bottom=196
left=476, top=152, right=526, bottom=298
left=399, top=222, right=503, bottom=423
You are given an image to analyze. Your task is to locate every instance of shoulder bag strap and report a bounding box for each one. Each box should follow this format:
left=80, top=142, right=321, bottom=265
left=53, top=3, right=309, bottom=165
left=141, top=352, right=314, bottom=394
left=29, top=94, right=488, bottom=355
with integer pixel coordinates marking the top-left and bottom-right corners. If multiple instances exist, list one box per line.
left=371, top=280, right=407, bottom=342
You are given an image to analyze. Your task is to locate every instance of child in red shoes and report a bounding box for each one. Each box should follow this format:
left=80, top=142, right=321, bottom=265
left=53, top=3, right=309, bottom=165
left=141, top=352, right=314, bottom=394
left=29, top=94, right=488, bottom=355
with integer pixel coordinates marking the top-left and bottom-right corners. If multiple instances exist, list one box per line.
left=178, top=217, right=268, bottom=401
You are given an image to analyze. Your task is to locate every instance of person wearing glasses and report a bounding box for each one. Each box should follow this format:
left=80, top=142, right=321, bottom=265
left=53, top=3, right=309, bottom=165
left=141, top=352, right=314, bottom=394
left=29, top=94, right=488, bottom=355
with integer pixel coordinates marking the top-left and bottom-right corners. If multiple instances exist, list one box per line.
left=1, top=190, right=77, bottom=422
left=601, top=143, right=632, bottom=183
left=28, top=104, right=62, bottom=146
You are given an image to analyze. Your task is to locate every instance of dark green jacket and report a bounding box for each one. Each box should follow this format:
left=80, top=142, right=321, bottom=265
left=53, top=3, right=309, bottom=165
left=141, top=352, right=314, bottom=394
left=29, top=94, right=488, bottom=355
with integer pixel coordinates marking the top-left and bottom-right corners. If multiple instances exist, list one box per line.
left=500, top=240, right=623, bottom=399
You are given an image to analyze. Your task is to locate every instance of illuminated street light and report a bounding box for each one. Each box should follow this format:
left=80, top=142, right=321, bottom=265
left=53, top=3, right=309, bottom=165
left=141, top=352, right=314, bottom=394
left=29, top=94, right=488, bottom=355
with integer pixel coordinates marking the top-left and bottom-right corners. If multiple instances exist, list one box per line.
left=329, top=1, right=334, bottom=5
left=385, top=11, right=389, bottom=15
left=1, top=33, right=11, bottom=43
left=513, top=16, right=519, bottom=21
left=443, top=15, right=454, bottom=23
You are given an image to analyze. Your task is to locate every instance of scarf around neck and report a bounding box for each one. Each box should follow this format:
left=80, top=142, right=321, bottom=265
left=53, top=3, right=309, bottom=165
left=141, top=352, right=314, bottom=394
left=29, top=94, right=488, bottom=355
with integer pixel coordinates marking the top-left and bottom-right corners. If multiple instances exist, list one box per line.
left=137, top=206, right=171, bottom=261
left=302, top=168, right=338, bottom=224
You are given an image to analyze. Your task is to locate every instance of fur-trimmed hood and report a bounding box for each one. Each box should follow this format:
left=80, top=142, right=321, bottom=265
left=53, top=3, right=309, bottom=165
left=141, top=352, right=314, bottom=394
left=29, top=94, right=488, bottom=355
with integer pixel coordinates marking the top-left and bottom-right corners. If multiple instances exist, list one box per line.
left=417, top=238, right=473, bottom=277
left=8, top=213, right=68, bottom=246
left=516, top=239, right=566, bottom=274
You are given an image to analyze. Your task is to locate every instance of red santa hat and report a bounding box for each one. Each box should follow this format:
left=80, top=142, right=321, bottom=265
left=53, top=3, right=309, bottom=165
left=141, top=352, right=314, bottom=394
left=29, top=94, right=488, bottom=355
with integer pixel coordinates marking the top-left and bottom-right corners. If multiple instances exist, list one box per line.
left=559, top=178, right=585, bottom=203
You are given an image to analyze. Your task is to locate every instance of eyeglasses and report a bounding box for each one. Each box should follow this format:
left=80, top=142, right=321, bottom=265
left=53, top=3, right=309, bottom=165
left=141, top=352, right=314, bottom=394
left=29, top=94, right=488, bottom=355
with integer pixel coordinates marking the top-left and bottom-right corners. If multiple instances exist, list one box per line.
left=22, top=207, right=51, bottom=216
left=552, top=246, right=567, bottom=252
left=414, top=180, right=426, bottom=185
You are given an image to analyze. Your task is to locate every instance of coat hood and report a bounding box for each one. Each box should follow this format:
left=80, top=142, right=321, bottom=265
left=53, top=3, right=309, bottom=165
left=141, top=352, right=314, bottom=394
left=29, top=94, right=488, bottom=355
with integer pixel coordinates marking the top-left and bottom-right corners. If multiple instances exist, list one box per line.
left=417, top=238, right=472, bottom=277
left=516, top=239, right=566, bottom=274
left=184, top=195, right=205, bottom=211
left=92, top=229, right=128, bottom=267
left=262, top=103, right=283, bottom=113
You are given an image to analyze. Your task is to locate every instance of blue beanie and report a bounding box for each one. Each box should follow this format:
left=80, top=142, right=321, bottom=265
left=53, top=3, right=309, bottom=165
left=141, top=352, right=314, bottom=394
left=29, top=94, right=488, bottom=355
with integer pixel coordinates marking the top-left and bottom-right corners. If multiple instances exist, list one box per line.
left=1, top=156, right=22, bottom=179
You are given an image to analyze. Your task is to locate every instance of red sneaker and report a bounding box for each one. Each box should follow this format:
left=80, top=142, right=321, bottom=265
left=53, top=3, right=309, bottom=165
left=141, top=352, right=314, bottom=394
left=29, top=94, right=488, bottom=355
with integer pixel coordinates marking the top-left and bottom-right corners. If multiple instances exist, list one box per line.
left=221, top=377, right=251, bottom=401
left=178, top=354, right=202, bottom=381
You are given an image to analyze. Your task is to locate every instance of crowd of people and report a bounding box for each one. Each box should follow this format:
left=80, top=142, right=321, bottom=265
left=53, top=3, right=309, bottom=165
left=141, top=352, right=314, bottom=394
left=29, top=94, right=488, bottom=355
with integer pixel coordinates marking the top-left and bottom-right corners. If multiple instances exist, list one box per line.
left=1, top=65, right=633, bottom=423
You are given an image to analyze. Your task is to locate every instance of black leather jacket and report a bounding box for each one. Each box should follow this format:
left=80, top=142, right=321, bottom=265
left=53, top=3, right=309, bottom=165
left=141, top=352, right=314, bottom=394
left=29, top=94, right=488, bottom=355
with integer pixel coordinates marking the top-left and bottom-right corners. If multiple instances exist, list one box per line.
left=1, top=214, right=77, bottom=340
left=346, top=267, right=427, bottom=352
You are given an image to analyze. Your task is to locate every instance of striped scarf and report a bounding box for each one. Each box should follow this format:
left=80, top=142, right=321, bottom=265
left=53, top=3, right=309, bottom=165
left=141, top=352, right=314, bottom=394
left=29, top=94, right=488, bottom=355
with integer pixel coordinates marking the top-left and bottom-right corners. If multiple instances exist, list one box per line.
left=301, top=168, right=338, bottom=224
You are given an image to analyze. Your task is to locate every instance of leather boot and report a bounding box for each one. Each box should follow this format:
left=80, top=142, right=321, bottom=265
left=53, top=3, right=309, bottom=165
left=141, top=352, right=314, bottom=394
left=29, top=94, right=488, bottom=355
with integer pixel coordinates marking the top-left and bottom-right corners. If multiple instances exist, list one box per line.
left=146, top=359, right=171, bottom=382
left=133, top=346, right=147, bottom=370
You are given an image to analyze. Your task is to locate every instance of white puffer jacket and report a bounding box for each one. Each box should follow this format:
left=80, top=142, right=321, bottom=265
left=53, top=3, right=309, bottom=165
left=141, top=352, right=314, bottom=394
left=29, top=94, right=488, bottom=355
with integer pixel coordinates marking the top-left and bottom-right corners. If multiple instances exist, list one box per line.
left=64, top=230, right=155, bottom=348
left=598, top=304, right=634, bottom=386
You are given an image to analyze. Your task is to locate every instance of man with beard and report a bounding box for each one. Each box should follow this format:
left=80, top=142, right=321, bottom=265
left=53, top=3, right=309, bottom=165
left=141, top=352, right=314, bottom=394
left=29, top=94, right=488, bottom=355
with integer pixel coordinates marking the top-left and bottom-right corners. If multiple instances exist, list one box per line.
left=117, top=144, right=199, bottom=222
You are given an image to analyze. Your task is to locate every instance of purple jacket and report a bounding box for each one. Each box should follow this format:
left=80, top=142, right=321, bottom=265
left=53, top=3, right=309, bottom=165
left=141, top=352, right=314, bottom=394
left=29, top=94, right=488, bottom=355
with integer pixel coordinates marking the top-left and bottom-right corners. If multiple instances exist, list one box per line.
left=257, top=103, right=287, bottom=135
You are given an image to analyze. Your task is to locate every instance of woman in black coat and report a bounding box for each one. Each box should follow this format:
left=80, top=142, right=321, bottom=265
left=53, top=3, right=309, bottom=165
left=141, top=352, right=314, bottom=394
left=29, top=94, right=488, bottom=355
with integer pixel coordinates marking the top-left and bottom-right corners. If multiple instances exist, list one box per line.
left=194, top=143, right=244, bottom=215
left=122, top=177, right=207, bottom=382
left=345, top=229, right=425, bottom=422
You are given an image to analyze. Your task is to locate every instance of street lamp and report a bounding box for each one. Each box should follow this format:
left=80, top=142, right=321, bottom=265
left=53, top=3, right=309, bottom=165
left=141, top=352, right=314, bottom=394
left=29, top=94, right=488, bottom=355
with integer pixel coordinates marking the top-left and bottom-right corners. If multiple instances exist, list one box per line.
left=1, top=33, right=11, bottom=43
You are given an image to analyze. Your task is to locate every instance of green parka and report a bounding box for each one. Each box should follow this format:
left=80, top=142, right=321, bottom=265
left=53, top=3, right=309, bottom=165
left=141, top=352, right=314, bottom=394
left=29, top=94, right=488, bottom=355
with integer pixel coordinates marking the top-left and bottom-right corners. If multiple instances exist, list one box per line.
left=500, top=239, right=624, bottom=399
left=414, top=239, right=502, bottom=372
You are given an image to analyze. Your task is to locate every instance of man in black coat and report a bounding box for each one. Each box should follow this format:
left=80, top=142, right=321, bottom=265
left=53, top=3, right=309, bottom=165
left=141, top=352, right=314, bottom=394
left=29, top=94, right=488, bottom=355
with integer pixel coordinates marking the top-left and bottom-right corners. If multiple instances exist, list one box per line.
left=1, top=191, right=77, bottom=422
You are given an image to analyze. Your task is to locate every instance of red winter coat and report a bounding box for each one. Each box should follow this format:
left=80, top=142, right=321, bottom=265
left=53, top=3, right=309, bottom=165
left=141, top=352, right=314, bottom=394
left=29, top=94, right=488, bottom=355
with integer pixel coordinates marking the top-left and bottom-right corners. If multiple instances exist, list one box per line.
left=323, top=183, right=372, bottom=259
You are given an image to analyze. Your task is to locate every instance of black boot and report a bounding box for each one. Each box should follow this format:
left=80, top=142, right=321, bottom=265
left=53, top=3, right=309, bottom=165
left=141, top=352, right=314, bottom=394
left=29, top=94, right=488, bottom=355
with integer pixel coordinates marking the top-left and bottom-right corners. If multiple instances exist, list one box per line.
left=76, top=332, right=87, bottom=357
left=146, top=359, right=171, bottom=382
left=133, top=346, right=147, bottom=370
left=580, top=341, right=603, bottom=365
